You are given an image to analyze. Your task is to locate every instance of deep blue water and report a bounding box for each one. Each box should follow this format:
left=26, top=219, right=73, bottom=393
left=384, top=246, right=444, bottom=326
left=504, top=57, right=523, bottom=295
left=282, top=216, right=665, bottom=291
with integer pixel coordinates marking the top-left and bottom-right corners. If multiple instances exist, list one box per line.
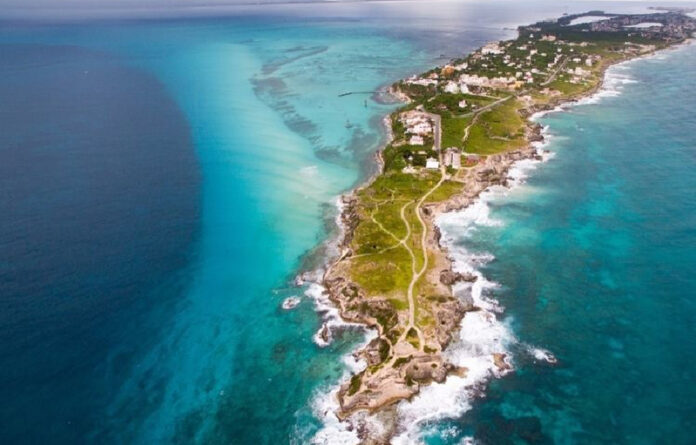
left=1, top=1, right=695, bottom=444
left=0, top=44, right=201, bottom=442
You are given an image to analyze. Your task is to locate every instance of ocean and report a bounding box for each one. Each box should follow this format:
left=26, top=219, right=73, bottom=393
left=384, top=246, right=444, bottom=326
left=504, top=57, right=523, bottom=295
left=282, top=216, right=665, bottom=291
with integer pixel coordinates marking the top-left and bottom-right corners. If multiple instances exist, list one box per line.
left=1, top=1, right=694, bottom=444
left=433, top=42, right=696, bottom=444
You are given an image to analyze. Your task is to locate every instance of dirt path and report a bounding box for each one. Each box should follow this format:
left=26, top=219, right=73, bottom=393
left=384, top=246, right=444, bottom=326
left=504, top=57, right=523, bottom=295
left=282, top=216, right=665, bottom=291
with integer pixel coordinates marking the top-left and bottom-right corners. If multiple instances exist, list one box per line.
left=454, top=94, right=513, bottom=120
left=386, top=172, right=447, bottom=353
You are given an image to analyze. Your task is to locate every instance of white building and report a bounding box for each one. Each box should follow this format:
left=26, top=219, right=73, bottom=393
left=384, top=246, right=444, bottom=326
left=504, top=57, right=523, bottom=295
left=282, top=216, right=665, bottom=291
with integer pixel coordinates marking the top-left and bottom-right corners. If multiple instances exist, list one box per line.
left=481, top=42, right=503, bottom=55
left=458, top=99, right=468, bottom=109
left=443, top=148, right=461, bottom=169
left=409, top=135, right=424, bottom=145
left=406, top=77, right=438, bottom=87
left=401, top=110, right=434, bottom=139
left=410, top=122, right=432, bottom=135
left=426, top=158, right=440, bottom=169
left=459, top=73, right=516, bottom=89
left=444, top=81, right=460, bottom=94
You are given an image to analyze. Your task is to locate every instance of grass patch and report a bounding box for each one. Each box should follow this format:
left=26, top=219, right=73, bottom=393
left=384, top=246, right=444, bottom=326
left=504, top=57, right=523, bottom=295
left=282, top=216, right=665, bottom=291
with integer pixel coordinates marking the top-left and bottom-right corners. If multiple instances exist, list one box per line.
left=389, top=298, right=409, bottom=311
left=392, top=355, right=413, bottom=368
left=351, top=246, right=412, bottom=296
left=426, top=180, right=465, bottom=203
left=348, top=374, right=362, bottom=395
left=406, top=327, right=420, bottom=349
left=350, top=172, right=445, bottom=296
left=482, top=99, right=525, bottom=138
left=463, top=101, right=527, bottom=155
left=441, top=115, right=473, bottom=148
left=372, top=200, right=410, bottom=240
left=352, top=220, right=399, bottom=255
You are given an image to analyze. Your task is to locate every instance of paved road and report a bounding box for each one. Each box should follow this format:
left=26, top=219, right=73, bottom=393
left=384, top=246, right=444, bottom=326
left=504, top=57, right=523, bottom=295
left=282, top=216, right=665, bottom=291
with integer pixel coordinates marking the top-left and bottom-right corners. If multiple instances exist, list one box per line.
left=423, top=112, right=442, bottom=151
left=541, top=56, right=568, bottom=87
left=455, top=94, right=514, bottom=120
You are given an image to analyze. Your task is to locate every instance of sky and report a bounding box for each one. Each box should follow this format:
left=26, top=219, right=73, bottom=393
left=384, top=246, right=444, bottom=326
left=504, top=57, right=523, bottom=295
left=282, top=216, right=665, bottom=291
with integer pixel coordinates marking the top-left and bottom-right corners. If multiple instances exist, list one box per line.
left=1, top=0, right=695, bottom=21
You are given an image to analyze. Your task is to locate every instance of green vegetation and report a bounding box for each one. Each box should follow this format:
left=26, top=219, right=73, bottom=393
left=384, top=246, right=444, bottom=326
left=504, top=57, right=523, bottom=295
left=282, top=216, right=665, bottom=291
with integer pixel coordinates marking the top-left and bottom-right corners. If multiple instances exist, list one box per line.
left=344, top=165, right=467, bottom=346
left=441, top=115, right=472, bottom=148
left=423, top=93, right=494, bottom=116
left=484, top=99, right=525, bottom=137
left=389, top=298, right=409, bottom=311
left=350, top=172, right=438, bottom=298
left=334, top=11, right=696, bottom=412
left=351, top=247, right=412, bottom=295
left=426, top=180, right=465, bottom=203
left=377, top=339, right=390, bottom=363
left=406, top=327, right=420, bottom=349
left=348, top=374, right=362, bottom=396
left=395, top=81, right=436, bottom=101
left=392, top=355, right=413, bottom=368
left=352, top=13, right=679, bottom=336
left=463, top=99, right=527, bottom=154
left=383, top=144, right=438, bottom=172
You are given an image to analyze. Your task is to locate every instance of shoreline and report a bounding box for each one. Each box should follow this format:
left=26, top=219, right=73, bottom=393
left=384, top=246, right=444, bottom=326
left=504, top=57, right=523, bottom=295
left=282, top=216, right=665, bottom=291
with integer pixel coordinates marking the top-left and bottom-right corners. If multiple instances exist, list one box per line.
left=306, top=18, right=695, bottom=444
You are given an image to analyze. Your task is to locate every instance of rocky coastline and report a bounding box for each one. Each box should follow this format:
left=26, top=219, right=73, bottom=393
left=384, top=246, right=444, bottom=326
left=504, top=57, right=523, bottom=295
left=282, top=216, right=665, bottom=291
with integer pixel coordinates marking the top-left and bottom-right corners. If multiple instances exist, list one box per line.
left=314, top=15, right=695, bottom=443
left=318, top=131, right=544, bottom=443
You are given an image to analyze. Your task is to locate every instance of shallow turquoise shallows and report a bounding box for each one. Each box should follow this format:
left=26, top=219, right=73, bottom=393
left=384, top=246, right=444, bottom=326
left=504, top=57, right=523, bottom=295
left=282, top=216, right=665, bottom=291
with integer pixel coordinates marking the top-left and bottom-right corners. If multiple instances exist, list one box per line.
left=0, top=8, right=516, bottom=443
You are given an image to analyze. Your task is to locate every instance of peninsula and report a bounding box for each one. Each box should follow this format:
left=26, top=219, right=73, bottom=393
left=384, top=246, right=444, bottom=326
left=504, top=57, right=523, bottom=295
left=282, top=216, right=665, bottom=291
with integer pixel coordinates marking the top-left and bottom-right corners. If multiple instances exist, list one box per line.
left=323, top=10, right=696, bottom=432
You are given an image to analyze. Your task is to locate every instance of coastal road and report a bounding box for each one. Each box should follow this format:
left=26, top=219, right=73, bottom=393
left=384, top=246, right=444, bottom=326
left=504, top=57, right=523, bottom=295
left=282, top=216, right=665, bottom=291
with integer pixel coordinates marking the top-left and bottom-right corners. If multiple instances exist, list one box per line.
left=424, top=112, right=442, bottom=151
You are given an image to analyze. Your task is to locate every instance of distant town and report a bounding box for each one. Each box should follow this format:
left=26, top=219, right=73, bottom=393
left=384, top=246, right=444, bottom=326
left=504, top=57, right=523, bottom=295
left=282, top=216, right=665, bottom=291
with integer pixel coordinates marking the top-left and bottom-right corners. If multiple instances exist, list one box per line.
left=386, top=11, right=696, bottom=175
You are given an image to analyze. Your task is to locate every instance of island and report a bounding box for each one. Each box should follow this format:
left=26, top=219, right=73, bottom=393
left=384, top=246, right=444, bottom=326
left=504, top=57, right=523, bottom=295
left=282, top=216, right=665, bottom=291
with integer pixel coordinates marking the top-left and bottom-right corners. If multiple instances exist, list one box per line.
left=322, top=10, right=696, bottom=434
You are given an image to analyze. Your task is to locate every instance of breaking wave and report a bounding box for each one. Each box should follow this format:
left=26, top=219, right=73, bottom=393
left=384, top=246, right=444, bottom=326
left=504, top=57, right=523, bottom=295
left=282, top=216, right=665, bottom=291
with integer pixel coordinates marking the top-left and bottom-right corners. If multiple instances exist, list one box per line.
left=390, top=152, right=549, bottom=443
left=307, top=144, right=558, bottom=444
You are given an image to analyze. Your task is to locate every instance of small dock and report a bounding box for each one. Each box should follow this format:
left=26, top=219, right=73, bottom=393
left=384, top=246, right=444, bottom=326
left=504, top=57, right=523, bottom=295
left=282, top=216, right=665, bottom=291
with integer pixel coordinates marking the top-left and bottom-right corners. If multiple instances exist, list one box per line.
left=338, top=91, right=381, bottom=97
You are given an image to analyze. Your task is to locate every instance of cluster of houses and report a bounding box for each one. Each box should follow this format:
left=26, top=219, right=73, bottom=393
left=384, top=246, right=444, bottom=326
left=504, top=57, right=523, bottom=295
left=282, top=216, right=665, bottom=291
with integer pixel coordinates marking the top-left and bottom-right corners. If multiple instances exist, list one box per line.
left=587, top=13, right=696, bottom=40
left=398, top=109, right=443, bottom=170
left=403, top=31, right=610, bottom=95
left=400, top=110, right=434, bottom=146
left=461, top=35, right=606, bottom=88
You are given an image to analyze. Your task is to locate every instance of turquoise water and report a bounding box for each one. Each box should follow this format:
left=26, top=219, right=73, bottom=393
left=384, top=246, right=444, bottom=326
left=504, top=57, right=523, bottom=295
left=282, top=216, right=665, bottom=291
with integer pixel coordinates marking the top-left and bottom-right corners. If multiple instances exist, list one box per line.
left=1, top=19, right=427, bottom=443
left=2, top=2, right=695, bottom=443
left=0, top=7, right=516, bottom=443
left=429, top=43, right=696, bottom=444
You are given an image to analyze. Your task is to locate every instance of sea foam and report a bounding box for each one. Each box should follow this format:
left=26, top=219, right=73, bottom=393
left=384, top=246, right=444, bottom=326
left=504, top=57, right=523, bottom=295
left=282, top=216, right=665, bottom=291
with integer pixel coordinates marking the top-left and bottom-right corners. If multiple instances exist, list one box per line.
left=309, top=317, right=376, bottom=445
left=390, top=148, right=553, bottom=443
left=309, top=146, right=556, bottom=443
